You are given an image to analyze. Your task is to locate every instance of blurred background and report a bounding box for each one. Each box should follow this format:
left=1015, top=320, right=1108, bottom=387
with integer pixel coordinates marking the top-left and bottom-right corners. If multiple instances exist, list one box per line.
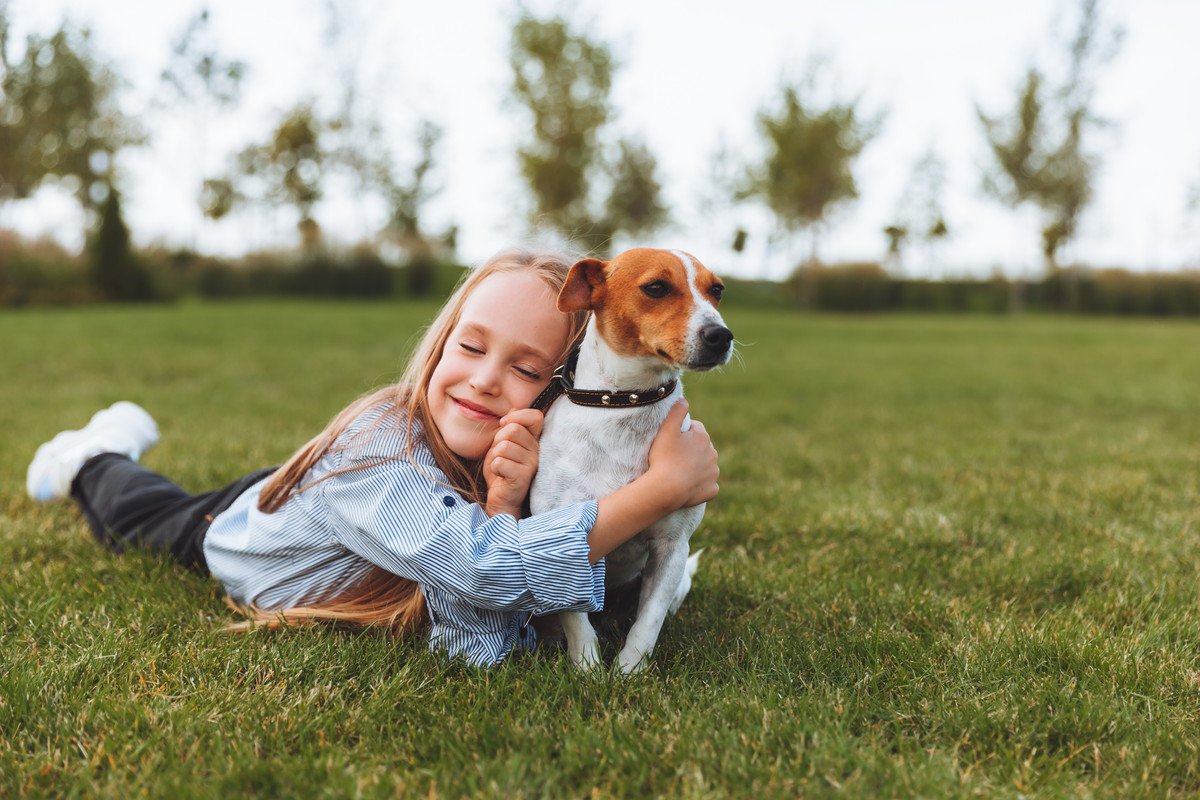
left=1, top=0, right=1199, bottom=312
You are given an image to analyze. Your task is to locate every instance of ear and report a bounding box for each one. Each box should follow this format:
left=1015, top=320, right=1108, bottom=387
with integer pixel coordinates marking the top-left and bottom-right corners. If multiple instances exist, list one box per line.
left=558, top=258, right=607, bottom=312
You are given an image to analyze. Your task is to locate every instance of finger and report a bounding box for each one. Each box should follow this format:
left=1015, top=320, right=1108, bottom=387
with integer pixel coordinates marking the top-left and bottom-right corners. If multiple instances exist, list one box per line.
left=493, top=432, right=538, bottom=461
left=490, top=456, right=518, bottom=480
left=499, top=408, right=544, bottom=438
left=659, top=398, right=689, bottom=432
left=492, top=438, right=537, bottom=466
left=493, top=421, right=540, bottom=451
left=491, top=455, right=536, bottom=482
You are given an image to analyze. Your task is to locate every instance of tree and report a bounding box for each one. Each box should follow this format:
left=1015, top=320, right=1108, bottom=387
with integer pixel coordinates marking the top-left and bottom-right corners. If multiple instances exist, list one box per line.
left=508, top=12, right=667, bottom=254
left=978, top=0, right=1121, bottom=274
left=0, top=21, right=142, bottom=216
left=740, top=67, right=880, bottom=269
left=206, top=104, right=326, bottom=249
left=159, top=6, right=246, bottom=246
left=509, top=12, right=611, bottom=241
left=375, top=120, right=445, bottom=296
left=90, top=188, right=153, bottom=300
left=886, top=146, right=952, bottom=276
left=159, top=8, right=245, bottom=110
left=700, top=137, right=749, bottom=255
left=602, top=138, right=668, bottom=241
left=378, top=120, right=442, bottom=255
left=317, top=0, right=453, bottom=265
left=882, top=224, right=908, bottom=273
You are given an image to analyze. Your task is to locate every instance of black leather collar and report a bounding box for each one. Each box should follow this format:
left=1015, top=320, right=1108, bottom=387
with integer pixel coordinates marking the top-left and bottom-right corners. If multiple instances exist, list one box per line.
left=529, top=345, right=677, bottom=412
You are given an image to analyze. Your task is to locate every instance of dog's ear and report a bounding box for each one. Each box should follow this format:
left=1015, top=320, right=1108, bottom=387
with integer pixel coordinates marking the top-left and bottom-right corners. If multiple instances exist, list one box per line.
left=558, top=258, right=606, bottom=312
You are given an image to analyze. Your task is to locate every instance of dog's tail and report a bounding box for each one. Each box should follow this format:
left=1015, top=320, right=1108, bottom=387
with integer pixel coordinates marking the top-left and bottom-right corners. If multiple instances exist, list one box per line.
left=668, top=548, right=704, bottom=615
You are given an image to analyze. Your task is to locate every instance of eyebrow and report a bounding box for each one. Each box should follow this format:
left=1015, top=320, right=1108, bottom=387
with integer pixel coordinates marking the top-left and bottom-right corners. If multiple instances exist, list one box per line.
left=460, top=322, right=556, bottom=365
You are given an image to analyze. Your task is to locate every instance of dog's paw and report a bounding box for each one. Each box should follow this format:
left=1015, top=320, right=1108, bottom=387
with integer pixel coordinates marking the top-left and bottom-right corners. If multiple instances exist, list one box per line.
left=568, top=639, right=602, bottom=671
left=616, top=647, right=652, bottom=675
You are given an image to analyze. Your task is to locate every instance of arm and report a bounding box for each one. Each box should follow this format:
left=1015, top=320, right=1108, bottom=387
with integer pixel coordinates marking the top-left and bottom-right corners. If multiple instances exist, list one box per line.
left=322, top=401, right=716, bottom=613
left=482, top=400, right=720, bottom=565
left=587, top=399, right=719, bottom=563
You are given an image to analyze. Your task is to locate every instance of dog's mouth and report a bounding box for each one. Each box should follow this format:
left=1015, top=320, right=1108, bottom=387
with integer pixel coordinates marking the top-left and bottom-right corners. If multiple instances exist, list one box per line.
left=688, top=358, right=725, bottom=371
left=654, top=348, right=727, bottom=372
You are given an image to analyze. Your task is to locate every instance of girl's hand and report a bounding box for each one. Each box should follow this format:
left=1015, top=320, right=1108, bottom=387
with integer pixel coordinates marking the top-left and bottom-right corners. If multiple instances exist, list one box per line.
left=483, top=409, right=544, bottom=517
left=647, top=399, right=720, bottom=510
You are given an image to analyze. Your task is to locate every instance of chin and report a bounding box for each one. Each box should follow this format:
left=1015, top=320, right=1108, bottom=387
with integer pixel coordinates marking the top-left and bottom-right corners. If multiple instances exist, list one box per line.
left=442, top=430, right=490, bottom=461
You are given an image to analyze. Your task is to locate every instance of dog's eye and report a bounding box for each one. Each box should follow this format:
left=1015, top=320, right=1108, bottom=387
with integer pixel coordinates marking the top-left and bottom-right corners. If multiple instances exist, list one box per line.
left=640, top=281, right=669, bottom=299
left=710, top=284, right=725, bottom=301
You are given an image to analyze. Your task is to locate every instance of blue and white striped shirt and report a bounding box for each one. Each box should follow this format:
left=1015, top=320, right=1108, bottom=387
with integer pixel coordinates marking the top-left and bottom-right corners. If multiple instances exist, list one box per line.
left=203, top=402, right=603, bottom=666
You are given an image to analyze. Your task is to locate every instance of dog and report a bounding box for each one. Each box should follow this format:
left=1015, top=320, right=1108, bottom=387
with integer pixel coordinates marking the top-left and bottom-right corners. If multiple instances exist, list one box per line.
left=529, top=247, right=733, bottom=673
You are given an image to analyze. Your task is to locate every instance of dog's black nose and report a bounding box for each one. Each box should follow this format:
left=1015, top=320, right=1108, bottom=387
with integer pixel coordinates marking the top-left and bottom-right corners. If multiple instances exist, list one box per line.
left=700, top=324, right=733, bottom=350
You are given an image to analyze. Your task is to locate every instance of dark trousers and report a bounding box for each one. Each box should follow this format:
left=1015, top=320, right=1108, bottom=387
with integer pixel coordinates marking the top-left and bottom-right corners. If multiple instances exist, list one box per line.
left=70, top=454, right=277, bottom=574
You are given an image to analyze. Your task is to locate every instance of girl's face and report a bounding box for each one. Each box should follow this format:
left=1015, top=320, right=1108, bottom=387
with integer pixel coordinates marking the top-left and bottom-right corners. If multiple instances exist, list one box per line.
left=427, top=271, right=570, bottom=460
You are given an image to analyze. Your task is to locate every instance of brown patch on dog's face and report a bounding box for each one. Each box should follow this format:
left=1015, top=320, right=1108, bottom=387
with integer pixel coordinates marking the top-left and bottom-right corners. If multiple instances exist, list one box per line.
left=565, top=248, right=725, bottom=367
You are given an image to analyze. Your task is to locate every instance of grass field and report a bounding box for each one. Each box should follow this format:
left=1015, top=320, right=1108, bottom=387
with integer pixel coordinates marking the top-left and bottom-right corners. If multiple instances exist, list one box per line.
left=2, top=301, right=1200, bottom=798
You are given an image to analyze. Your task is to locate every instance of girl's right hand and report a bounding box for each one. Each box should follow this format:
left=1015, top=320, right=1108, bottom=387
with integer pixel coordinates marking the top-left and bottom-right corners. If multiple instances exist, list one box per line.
left=647, top=399, right=720, bottom=510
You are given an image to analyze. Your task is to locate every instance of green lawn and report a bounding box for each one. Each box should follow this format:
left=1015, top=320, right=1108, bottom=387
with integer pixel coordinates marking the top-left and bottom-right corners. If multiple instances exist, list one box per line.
left=2, top=301, right=1199, bottom=798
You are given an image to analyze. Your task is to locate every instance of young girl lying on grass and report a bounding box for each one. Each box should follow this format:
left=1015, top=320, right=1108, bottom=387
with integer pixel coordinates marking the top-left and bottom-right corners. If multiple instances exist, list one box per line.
left=25, top=248, right=720, bottom=667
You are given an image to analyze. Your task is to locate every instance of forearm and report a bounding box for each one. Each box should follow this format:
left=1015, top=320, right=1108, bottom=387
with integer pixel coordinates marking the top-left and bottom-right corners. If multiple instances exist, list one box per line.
left=588, top=471, right=679, bottom=564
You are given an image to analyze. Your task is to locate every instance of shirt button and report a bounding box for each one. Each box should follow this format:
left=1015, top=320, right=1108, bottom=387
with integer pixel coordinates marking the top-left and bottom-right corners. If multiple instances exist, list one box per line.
left=442, top=496, right=455, bottom=507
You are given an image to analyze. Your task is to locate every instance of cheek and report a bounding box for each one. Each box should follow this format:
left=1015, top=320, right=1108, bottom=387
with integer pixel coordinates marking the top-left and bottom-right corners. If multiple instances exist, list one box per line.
left=429, top=352, right=464, bottom=391
left=504, top=377, right=546, bottom=409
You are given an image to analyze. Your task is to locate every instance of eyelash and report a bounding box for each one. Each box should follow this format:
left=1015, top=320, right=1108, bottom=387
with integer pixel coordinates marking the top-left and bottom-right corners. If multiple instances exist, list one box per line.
left=459, top=343, right=541, bottom=380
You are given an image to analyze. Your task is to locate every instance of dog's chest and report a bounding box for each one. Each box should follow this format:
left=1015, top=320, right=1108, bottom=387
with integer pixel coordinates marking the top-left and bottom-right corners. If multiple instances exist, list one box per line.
left=531, top=400, right=667, bottom=507
left=531, top=396, right=701, bottom=588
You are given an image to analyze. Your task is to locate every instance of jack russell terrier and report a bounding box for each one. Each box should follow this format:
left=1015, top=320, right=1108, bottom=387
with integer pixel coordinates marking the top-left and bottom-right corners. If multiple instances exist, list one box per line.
left=528, top=247, right=733, bottom=673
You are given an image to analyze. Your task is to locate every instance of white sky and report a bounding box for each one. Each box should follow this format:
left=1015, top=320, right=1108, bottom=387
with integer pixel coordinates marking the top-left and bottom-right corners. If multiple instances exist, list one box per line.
left=5, top=0, right=1200, bottom=279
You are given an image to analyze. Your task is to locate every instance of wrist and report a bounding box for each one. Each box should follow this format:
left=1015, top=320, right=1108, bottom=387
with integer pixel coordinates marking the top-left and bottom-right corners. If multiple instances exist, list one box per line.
left=637, top=466, right=684, bottom=515
left=485, top=499, right=521, bottom=518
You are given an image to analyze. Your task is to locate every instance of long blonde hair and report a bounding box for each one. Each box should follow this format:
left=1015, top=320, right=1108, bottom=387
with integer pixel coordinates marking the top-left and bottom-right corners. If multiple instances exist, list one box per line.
left=225, top=247, right=590, bottom=635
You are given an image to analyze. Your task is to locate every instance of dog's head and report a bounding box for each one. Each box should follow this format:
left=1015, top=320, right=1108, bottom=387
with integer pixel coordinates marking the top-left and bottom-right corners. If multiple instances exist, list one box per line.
left=558, top=248, right=733, bottom=371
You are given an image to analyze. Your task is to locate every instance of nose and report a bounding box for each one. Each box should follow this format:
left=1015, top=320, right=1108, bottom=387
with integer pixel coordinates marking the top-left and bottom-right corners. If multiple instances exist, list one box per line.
left=700, top=324, right=733, bottom=352
left=470, top=358, right=503, bottom=396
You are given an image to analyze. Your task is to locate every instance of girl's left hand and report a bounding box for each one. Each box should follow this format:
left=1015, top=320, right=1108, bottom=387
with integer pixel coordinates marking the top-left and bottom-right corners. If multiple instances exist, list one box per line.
left=482, top=408, right=544, bottom=517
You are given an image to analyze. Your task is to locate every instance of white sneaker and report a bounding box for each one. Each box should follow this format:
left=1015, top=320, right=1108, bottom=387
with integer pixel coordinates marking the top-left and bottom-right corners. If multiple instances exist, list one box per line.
left=26, top=401, right=160, bottom=502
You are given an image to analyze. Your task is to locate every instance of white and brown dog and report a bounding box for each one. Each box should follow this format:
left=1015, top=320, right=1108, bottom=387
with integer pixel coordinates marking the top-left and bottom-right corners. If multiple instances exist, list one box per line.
left=529, top=247, right=733, bottom=673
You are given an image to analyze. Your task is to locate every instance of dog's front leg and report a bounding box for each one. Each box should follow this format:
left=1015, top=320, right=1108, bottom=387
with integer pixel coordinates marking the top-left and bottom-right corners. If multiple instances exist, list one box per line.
left=616, top=537, right=690, bottom=674
left=559, top=611, right=602, bottom=670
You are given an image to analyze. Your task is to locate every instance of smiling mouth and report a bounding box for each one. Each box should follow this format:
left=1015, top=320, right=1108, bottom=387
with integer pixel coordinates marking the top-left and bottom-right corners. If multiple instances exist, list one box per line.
left=452, top=398, right=500, bottom=421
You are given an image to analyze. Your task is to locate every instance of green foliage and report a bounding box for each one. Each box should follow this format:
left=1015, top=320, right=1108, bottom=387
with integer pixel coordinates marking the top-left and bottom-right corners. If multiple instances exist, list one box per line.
left=780, top=260, right=1200, bottom=315
left=3, top=307, right=1200, bottom=796
left=509, top=13, right=613, bottom=238
left=403, top=253, right=437, bottom=298
left=88, top=189, right=155, bottom=301
left=193, top=251, right=394, bottom=299
left=603, top=138, right=669, bottom=239
left=377, top=120, right=448, bottom=261
left=883, top=224, right=908, bottom=262
left=790, top=261, right=892, bottom=311
left=0, top=230, right=95, bottom=305
left=741, top=72, right=879, bottom=260
left=0, top=21, right=142, bottom=210
left=978, top=0, right=1120, bottom=272
left=508, top=13, right=667, bottom=254
left=209, top=104, right=326, bottom=245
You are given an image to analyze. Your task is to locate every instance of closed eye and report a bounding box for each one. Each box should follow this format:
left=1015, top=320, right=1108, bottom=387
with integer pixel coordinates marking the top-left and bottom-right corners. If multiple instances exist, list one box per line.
left=460, top=343, right=483, bottom=355
left=515, top=366, right=541, bottom=380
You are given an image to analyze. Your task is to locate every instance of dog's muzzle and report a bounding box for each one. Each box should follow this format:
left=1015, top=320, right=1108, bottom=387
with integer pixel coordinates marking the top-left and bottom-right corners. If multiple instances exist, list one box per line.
left=694, top=324, right=734, bottom=368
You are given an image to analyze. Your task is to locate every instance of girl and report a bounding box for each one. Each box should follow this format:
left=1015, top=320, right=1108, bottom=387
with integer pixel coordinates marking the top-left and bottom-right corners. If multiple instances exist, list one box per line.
left=26, top=248, right=720, bottom=667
